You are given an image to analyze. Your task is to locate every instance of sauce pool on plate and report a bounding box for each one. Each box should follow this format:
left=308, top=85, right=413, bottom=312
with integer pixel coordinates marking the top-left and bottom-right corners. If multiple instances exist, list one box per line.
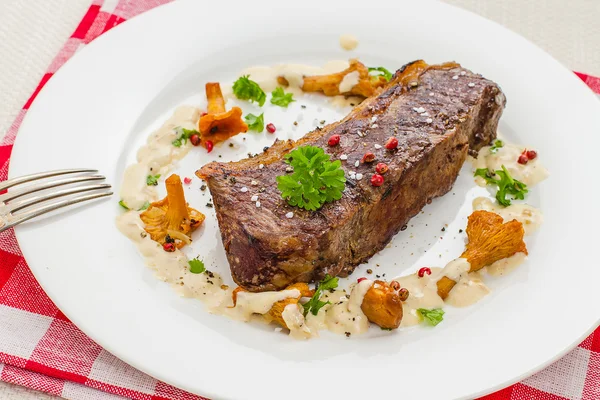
left=339, top=34, right=359, bottom=51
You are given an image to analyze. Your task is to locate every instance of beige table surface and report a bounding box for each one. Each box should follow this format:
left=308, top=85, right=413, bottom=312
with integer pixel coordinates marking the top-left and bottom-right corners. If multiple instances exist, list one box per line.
left=0, top=0, right=599, bottom=398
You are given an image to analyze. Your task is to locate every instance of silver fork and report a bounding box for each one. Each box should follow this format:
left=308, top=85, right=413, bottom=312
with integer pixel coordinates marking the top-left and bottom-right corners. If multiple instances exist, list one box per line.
left=0, top=169, right=113, bottom=233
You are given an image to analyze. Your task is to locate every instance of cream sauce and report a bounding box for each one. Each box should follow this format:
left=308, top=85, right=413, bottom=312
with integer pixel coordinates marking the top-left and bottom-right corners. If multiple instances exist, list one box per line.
left=395, top=258, right=491, bottom=325
left=472, top=197, right=543, bottom=235
left=305, top=279, right=373, bottom=336
left=438, top=259, right=490, bottom=308
left=485, top=252, right=527, bottom=277
left=116, top=212, right=230, bottom=306
left=339, top=34, right=359, bottom=50
left=241, top=61, right=349, bottom=90
left=395, top=270, right=444, bottom=327
left=445, top=271, right=490, bottom=307
left=473, top=142, right=549, bottom=187
left=120, top=106, right=200, bottom=210
left=442, top=258, right=471, bottom=282
left=282, top=304, right=313, bottom=339
left=339, top=71, right=360, bottom=93
left=235, top=289, right=300, bottom=319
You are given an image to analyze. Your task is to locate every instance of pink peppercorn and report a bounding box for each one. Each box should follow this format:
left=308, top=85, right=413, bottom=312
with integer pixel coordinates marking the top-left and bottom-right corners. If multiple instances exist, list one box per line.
left=328, top=134, right=341, bottom=146
left=371, top=174, right=384, bottom=187
left=376, top=163, right=388, bottom=174
left=385, top=137, right=398, bottom=150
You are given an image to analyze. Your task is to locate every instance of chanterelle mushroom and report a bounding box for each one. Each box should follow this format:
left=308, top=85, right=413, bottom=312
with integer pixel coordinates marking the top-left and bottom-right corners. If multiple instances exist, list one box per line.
left=278, top=59, right=387, bottom=98
left=361, top=280, right=408, bottom=330
left=140, top=174, right=205, bottom=248
left=198, top=83, right=248, bottom=147
left=437, top=210, right=527, bottom=299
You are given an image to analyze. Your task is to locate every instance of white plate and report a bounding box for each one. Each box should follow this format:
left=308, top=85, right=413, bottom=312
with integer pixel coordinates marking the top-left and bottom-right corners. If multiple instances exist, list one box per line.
left=9, top=0, right=600, bottom=399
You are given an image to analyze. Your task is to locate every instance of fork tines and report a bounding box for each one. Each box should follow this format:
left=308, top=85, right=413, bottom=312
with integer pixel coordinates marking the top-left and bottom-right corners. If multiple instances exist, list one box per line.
left=0, top=168, right=113, bottom=232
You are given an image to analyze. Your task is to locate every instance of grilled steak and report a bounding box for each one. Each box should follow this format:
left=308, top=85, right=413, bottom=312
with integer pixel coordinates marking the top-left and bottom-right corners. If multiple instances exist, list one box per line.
left=197, top=61, right=506, bottom=292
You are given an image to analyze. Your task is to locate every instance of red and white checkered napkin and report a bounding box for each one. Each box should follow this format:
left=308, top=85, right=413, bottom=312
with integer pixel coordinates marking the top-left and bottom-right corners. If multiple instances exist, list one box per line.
left=1, top=1, right=599, bottom=399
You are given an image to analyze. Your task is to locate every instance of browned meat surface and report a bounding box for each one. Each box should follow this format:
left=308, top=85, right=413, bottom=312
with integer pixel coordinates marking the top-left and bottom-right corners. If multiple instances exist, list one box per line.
left=197, top=60, right=506, bottom=292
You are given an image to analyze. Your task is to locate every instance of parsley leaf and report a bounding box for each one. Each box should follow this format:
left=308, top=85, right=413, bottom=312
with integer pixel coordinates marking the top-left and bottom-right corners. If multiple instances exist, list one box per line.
left=495, top=166, right=528, bottom=206
left=368, top=66, right=393, bottom=82
left=318, top=274, right=339, bottom=291
left=474, top=165, right=528, bottom=206
left=270, top=87, right=295, bottom=107
left=232, top=75, right=266, bottom=106
left=245, top=113, right=264, bottom=132
left=146, top=174, right=161, bottom=186
left=120, top=200, right=150, bottom=211
left=489, top=139, right=504, bottom=153
left=189, top=257, right=206, bottom=274
left=172, top=127, right=199, bottom=147
left=302, top=274, right=339, bottom=316
left=304, top=298, right=330, bottom=316
left=417, top=308, right=445, bottom=326
left=474, top=168, right=498, bottom=185
left=276, top=146, right=346, bottom=211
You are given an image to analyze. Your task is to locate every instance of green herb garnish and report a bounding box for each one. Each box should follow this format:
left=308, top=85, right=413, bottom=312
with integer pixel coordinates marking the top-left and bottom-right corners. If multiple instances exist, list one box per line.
left=302, top=274, right=339, bottom=316
left=119, top=200, right=149, bottom=211
left=489, top=140, right=504, bottom=153
left=270, top=87, right=295, bottom=107
left=172, top=127, right=199, bottom=147
left=245, top=113, right=264, bottom=132
left=232, top=75, right=266, bottom=106
left=276, top=146, right=346, bottom=211
left=417, top=308, right=445, bottom=326
left=146, top=174, right=161, bottom=186
left=474, top=168, right=498, bottom=185
left=494, top=166, right=528, bottom=206
left=189, top=257, right=206, bottom=274
left=368, top=66, right=393, bottom=82
left=474, top=165, right=528, bottom=206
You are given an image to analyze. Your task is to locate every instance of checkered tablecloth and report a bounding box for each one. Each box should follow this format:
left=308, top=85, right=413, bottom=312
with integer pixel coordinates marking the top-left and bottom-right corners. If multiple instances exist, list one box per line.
left=1, top=1, right=599, bottom=399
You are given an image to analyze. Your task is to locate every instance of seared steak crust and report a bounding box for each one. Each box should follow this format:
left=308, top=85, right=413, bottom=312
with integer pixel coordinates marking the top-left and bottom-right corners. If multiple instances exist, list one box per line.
left=198, top=61, right=506, bottom=292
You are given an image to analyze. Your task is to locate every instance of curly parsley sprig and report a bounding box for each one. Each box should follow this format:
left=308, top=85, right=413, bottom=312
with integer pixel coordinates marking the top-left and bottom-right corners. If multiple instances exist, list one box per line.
left=146, top=174, right=161, bottom=186
left=368, top=66, right=393, bottom=82
left=188, top=257, right=206, bottom=274
left=245, top=113, right=264, bottom=132
left=417, top=308, right=445, bottom=326
left=232, top=75, right=266, bottom=106
left=489, top=139, right=504, bottom=154
left=118, top=200, right=149, bottom=211
left=172, top=127, right=199, bottom=147
left=302, top=274, right=339, bottom=316
left=474, top=165, right=528, bottom=206
left=276, top=146, right=346, bottom=211
left=270, top=87, right=295, bottom=107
